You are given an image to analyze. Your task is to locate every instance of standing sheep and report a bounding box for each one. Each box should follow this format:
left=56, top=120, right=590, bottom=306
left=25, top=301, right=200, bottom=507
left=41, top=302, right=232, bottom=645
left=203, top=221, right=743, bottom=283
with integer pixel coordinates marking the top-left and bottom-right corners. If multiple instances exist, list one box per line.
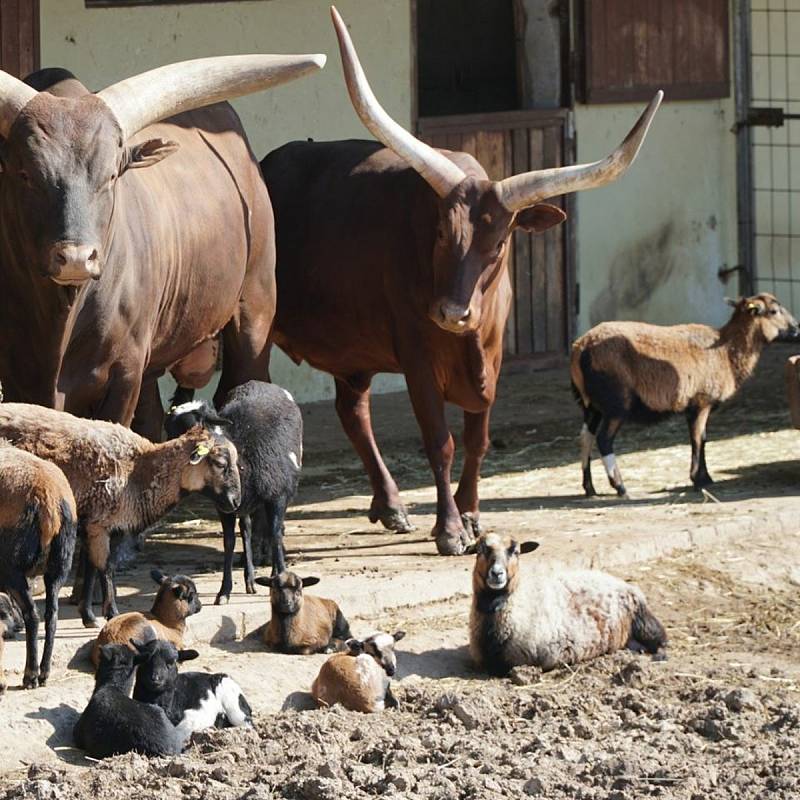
left=165, top=380, right=303, bottom=603
left=0, top=442, right=77, bottom=689
left=571, top=293, right=799, bottom=497
left=0, top=403, right=241, bottom=627
left=311, top=630, right=405, bottom=712
left=469, top=534, right=666, bottom=676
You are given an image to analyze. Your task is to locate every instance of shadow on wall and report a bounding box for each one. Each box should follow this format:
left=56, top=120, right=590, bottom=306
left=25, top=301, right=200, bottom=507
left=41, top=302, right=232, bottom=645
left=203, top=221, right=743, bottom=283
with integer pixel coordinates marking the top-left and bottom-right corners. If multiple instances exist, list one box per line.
left=589, top=221, right=677, bottom=326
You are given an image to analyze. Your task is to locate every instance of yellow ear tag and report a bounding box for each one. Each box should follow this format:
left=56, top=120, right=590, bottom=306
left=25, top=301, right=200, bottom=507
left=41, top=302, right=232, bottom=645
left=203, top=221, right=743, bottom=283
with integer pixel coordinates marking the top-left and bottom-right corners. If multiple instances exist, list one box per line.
left=190, top=443, right=211, bottom=465
left=747, top=302, right=758, bottom=310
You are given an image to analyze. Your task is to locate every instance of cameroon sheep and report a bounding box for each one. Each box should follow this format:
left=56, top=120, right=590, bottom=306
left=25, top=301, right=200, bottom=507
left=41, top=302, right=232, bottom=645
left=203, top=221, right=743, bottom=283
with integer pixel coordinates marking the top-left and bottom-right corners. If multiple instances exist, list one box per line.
left=132, top=639, right=252, bottom=737
left=91, top=569, right=202, bottom=668
left=255, top=572, right=351, bottom=654
left=571, top=293, right=799, bottom=497
left=469, top=534, right=666, bottom=676
left=0, top=403, right=241, bottom=627
left=165, top=381, right=303, bottom=603
left=0, top=442, right=77, bottom=689
left=311, top=630, right=405, bottom=712
left=73, top=643, right=186, bottom=758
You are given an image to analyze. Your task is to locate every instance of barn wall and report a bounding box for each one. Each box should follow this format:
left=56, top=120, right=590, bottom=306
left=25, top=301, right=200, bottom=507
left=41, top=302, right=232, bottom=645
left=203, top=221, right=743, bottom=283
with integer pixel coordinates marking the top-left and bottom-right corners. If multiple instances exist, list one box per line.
left=39, top=0, right=411, bottom=403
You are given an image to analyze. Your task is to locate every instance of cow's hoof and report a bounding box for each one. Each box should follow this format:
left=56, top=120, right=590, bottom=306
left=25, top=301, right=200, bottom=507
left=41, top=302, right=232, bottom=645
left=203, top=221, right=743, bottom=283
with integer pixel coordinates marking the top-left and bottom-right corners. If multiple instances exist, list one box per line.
left=460, top=513, right=482, bottom=540
left=369, top=503, right=415, bottom=533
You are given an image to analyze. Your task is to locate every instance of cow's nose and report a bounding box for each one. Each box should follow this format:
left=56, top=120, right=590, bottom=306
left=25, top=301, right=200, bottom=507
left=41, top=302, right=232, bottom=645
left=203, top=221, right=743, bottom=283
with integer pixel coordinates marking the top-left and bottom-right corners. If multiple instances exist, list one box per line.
left=439, top=301, right=471, bottom=327
left=49, top=243, right=101, bottom=283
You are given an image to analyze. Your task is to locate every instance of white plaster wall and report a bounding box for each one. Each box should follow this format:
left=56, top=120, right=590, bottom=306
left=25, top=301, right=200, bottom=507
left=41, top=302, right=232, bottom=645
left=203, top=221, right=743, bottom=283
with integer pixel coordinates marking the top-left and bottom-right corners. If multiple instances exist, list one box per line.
left=40, top=0, right=410, bottom=402
left=574, top=97, right=739, bottom=332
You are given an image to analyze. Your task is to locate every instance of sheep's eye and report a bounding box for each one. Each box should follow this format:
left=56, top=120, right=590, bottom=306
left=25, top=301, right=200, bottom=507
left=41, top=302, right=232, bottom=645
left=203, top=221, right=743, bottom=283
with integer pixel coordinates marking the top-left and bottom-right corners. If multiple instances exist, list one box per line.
left=211, top=458, right=226, bottom=469
left=769, top=308, right=777, bottom=315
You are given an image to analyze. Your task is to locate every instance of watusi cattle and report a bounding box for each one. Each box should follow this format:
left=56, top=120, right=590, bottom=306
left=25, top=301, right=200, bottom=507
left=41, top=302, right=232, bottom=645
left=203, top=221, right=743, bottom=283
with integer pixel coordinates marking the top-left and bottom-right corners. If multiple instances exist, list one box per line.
left=0, top=53, right=324, bottom=440
left=260, top=7, right=661, bottom=555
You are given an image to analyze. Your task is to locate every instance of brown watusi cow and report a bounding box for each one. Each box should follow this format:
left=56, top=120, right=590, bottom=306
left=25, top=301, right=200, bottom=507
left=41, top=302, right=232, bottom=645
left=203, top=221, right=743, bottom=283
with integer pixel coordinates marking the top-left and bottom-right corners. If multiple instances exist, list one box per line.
left=0, top=53, right=324, bottom=440
left=259, top=7, right=661, bottom=555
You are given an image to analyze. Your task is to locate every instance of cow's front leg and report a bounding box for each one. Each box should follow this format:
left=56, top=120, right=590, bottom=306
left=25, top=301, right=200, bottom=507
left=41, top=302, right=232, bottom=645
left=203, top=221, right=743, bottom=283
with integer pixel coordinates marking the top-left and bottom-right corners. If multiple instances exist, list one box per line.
left=405, top=372, right=468, bottom=556
left=131, top=373, right=166, bottom=442
left=334, top=376, right=414, bottom=533
left=454, top=409, right=490, bottom=542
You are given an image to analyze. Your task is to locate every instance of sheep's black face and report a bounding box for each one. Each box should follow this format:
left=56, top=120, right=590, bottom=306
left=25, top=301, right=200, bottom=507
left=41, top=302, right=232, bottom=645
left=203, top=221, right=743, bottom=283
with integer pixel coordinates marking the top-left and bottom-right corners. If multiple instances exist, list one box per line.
left=0, top=594, right=22, bottom=639
left=272, top=572, right=305, bottom=614
left=136, top=641, right=180, bottom=694
left=173, top=576, right=202, bottom=616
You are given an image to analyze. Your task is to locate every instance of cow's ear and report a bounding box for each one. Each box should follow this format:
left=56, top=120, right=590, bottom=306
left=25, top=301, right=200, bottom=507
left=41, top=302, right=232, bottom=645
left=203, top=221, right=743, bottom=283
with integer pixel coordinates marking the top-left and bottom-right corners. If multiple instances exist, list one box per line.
left=123, top=138, right=180, bottom=172
left=514, top=203, right=567, bottom=234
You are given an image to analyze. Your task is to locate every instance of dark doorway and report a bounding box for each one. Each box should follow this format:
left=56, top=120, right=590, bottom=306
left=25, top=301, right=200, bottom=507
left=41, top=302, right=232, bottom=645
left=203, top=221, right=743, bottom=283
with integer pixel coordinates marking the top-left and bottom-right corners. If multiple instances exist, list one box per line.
left=0, top=0, right=39, bottom=79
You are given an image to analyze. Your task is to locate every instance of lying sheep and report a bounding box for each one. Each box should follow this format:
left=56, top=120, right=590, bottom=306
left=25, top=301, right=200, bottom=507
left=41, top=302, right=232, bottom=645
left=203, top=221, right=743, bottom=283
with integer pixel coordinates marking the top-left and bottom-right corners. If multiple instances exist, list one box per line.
left=165, top=381, right=303, bottom=603
left=571, top=293, right=799, bottom=496
left=0, top=403, right=241, bottom=627
left=311, top=630, right=405, bottom=712
left=132, top=639, right=252, bottom=737
left=255, top=571, right=351, bottom=654
left=0, top=592, right=23, bottom=695
left=74, top=643, right=186, bottom=758
left=0, top=442, right=77, bottom=689
left=469, top=534, right=666, bottom=676
left=91, top=570, right=202, bottom=668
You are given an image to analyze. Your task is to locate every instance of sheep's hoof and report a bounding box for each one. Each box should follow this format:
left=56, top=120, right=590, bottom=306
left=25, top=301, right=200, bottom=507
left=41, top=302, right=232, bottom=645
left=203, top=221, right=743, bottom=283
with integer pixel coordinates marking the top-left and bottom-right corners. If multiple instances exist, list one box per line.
left=80, top=613, right=99, bottom=629
left=38, top=672, right=49, bottom=687
left=583, top=484, right=597, bottom=497
left=22, top=673, right=38, bottom=690
left=692, top=475, right=714, bottom=490
left=214, top=593, right=230, bottom=606
left=369, top=502, right=415, bottom=534
left=0, top=682, right=6, bottom=695
left=245, top=581, right=256, bottom=595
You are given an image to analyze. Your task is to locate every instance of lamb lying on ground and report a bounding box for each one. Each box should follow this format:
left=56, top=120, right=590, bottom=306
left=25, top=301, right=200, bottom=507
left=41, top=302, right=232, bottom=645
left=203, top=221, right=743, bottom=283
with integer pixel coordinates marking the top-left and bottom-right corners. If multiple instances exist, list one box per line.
left=469, top=534, right=666, bottom=676
left=0, top=592, right=23, bottom=695
left=73, top=643, right=186, bottom=758
left=311, top=630, right=405, bottom=712
left=256, top=571, right=351, bottom=654
left=132, top=639, right=252, bottom=737
left=91, top=570, right=202, bottom=668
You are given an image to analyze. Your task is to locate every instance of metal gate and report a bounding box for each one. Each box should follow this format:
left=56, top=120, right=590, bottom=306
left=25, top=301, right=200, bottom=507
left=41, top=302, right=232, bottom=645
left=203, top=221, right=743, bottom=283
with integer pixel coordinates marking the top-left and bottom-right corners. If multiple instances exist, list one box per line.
left=736, top=0, right=800, bottom=306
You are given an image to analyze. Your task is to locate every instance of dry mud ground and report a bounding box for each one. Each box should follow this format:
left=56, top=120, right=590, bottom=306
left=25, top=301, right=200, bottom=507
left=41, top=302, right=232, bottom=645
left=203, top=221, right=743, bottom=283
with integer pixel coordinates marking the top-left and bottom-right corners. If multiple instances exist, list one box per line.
left=1, top=345, right=800, bottom=798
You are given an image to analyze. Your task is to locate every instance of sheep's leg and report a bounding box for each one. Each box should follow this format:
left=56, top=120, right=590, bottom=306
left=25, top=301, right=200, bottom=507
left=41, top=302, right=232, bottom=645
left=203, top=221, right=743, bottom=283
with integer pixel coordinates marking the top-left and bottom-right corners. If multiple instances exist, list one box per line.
left=216, top=512, right=237, bottom=605
left=0, top=636, right=5, bottom=695
left=596, top=416, right=627, bottom=497
left=687, top=405, right=713, bottom=488
left=239, top=515, right=256, bottom=595
left=9, top=579, right=39, bottom=689
left=581, top=408, right=602, bottom=497
left=39, top=574, right=59, bottom=685
left=78, top=544, right=99, bottom=628
left=264, top=497, right=289, bottom=575
left=454, top=409, right=490, bottom=540
left=99, top=567, right=119, bottom=621
left=384, top=685, right=399, bottom=709
left=334, top=376, right=414, bottom=533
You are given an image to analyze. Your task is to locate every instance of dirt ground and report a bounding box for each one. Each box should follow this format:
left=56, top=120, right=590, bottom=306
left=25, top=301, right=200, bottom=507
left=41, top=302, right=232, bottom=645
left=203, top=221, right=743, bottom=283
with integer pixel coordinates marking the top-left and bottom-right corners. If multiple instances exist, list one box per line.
left=1, top=344, right=800, bottom=798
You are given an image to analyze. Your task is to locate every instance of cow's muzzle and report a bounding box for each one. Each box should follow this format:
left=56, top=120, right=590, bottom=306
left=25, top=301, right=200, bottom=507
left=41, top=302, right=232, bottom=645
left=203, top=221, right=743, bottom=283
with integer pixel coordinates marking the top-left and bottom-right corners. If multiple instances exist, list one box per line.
left=431, top=300, right=478, bottom=334
left=47, top=242, right=102, bottom=285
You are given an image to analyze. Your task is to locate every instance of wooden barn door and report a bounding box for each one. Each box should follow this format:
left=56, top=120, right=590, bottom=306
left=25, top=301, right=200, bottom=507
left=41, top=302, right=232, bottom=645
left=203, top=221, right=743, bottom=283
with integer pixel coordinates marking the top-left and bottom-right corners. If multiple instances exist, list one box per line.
left=0, top=0, right=39, bottom=78
left=414, top=0, right=575, bottom=368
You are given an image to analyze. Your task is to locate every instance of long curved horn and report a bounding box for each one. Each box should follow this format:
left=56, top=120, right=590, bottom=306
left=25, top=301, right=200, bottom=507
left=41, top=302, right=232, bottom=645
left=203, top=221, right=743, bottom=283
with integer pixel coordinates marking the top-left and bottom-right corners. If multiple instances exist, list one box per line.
left=98, top=54, right=326, bottom=141
left=498, top=91, right=663, bottom=212
left=0, top=71, right=37, bottom=137
left=331, top=6, right=465, bottom=198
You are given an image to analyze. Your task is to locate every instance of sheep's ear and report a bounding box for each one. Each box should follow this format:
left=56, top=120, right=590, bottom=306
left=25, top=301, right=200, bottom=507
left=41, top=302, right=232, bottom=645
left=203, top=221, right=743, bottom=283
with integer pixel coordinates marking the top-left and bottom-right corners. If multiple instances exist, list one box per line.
left=129, top=638, right=145, bottom=653
left=519, top=541, right=540, bottom=555
left=725, top=296, right=739, bottom=307
left=507, top=539, right=520, bottom=556
left=346, top=638, right=364, bottom=655
left=150, top=568, right=168, bottom=586
left=204, top=411, right=232, bottom=428
left=392, top=630, right=406, bottom=642
left=189, top=442, right=211, bottom=465
left=178, top=649, right=200, bottom=662
left=254, top=576, right=275, bottom=588
left=301, top=576, right=321, bottom=587
left=99, top=644, right=117, bottom=663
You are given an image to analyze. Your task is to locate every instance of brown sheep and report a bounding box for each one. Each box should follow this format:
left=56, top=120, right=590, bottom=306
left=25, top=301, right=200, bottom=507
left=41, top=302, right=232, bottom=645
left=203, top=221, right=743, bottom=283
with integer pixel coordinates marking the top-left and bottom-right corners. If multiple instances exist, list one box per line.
left=571, top=293, right=799, bottom=497
left=91, top=570, right=202, bottom=668
left=469, top=534, right=666, bottom=676
left=254, top=572, right=351, bottom=654
left=0, top=442, right=77, bottom=689
left=0, top=403, right=240, bottom=627
left=311, top=630, right=405, bottom=712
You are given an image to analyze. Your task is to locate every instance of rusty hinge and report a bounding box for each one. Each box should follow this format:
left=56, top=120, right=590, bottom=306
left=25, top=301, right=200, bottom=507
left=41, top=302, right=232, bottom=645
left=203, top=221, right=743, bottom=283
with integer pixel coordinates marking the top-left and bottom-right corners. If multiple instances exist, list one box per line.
left=732, top=106, right=800, bottom=133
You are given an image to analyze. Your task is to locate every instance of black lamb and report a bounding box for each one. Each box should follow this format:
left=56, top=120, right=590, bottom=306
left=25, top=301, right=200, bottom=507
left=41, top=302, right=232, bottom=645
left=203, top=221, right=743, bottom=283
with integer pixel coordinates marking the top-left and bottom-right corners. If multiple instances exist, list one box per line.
left=165, top=380, right=303, bottom=604
left=132, top=638, right=252, bottom=737
left=73, top=643, right=186, bottom=758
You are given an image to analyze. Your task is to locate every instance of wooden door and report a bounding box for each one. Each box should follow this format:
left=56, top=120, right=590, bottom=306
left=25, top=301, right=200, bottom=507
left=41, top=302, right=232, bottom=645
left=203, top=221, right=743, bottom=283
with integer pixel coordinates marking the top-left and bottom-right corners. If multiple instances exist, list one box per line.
left=419, top=110, right=575, bottom=366
left=0, top=0, right=39, bottom=79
